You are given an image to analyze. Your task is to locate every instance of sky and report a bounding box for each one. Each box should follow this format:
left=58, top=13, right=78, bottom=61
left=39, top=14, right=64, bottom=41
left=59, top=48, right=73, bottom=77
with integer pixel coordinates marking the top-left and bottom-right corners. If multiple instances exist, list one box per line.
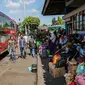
left=0, top=0, right=64, bottom=25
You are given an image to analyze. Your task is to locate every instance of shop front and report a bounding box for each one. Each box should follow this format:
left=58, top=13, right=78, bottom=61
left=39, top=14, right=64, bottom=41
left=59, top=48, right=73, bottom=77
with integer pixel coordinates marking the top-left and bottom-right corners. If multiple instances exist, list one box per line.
left=64, top=17, right=72, bottom=35
left=63, top=4, right=85, bottom=36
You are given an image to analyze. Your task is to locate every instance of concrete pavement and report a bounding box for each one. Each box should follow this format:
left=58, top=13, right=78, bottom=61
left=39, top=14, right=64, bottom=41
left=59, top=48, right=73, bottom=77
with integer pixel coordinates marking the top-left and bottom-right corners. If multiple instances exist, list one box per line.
left=0, top=49, right=37, bottom=85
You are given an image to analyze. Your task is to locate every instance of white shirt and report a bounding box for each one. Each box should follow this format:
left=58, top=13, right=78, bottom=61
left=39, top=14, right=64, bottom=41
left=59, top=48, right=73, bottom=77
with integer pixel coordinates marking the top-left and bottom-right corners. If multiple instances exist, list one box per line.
left=24, top=36, right=28, bottom=43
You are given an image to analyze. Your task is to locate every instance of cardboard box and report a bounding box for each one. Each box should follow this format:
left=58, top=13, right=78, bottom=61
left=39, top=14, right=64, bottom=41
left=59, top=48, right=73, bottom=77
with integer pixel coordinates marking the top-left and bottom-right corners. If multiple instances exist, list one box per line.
left=49, top=62, right=65, bottom=78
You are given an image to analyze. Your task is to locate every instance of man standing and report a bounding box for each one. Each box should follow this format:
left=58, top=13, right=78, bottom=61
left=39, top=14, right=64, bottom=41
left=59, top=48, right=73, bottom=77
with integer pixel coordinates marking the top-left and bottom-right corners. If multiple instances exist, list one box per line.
left=29, top=36, right=36, bottom=57
left=8, top=36, right=17, bottom=61
left=19, top=34, right=26, bottom=58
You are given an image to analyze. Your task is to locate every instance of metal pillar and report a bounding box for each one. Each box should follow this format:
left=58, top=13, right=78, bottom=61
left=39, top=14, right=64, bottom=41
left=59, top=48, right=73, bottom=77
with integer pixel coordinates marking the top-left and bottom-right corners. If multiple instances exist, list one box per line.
left=22, top=0, right=27, bottom=35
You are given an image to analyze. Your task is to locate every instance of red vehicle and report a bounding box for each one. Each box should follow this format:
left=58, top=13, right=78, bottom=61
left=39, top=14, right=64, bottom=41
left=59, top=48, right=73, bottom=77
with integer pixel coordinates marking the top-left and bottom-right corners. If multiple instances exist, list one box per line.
left=0, top=12, right=17, bottom=55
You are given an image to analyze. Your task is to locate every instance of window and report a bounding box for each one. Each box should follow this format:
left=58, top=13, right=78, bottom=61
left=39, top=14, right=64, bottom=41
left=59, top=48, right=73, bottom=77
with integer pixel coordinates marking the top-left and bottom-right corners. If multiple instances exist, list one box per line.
left=80, top=15, right=82, bottom=21
left=77, top=14, right=79, bottom=30
left=83, top=10, right=85, bottom=20
left=0, top=15, right=14, bottom=29
left=83, top=21, right=85, bottom=29
left=73, top=15, right=77, bottom=30
left=83, top=10, right=85, bottom=30
left=80, top=21, right=82, bottom=30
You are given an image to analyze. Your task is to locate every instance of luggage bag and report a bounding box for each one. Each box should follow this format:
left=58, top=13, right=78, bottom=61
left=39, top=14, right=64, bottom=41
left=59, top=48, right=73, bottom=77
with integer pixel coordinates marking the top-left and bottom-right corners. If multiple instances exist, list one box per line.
left=49, top=62, right=65, bottom=78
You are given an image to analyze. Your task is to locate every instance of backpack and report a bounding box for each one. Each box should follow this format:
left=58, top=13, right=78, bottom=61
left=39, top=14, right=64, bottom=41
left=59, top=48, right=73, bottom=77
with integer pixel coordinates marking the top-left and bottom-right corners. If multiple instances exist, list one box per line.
left=55, top=57, right=66, bottom=68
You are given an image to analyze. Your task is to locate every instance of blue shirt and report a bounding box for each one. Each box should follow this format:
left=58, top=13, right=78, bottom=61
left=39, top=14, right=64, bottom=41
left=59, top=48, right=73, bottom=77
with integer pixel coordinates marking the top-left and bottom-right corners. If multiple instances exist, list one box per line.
left=19, top=38, right=25, bottom=48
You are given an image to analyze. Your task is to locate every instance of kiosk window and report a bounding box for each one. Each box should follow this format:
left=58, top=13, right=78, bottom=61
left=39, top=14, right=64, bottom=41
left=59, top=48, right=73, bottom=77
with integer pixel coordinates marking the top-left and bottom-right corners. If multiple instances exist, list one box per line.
left=83, top=10, right=85, bottom=30
left=77, top=14, right=79, bottom=30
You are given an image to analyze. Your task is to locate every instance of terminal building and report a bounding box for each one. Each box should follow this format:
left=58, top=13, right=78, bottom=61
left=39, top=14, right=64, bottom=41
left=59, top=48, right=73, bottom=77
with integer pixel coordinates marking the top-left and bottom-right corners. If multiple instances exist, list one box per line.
left=42, top=0, right=85, bottom=36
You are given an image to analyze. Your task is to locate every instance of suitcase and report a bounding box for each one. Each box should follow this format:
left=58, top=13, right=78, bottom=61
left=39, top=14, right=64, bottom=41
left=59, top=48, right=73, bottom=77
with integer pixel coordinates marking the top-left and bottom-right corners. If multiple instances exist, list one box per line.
left=49, top=62, right=65, bottom=78
left=75, top=73, right=85, bottom=85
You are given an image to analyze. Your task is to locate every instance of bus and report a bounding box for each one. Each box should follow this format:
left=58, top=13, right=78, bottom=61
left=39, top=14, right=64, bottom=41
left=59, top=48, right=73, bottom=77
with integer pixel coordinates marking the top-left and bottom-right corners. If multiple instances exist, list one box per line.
left=48, top=25, right=65, bottom=32
left=0, top=11, right=17, bottom=55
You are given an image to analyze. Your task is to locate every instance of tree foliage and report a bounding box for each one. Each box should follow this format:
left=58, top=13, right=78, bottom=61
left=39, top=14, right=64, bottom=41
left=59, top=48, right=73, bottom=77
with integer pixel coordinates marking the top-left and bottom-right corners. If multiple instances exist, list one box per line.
left=57, top=16, right=64, bottom=25
left=52, top=17, right=57, bottom=25
left=22, top=16, right=40, bottom=31
left=51, top=16, right=64, bottom=26
left=43, top=24, right=47, bottom=26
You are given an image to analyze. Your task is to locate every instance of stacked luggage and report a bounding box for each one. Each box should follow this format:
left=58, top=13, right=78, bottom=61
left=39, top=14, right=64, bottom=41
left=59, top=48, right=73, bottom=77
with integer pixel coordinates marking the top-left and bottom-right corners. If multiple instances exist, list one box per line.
left=48, top=54, right=66, bottom=78
left=48, top=39, right=85, bottom=85
left=38, top=32, right=85, bottom=85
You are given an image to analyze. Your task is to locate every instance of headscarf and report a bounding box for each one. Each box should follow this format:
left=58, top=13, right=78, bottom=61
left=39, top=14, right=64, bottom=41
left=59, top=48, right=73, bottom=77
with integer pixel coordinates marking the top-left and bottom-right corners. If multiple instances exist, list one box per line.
left=50, top=32, right=56, bottom=43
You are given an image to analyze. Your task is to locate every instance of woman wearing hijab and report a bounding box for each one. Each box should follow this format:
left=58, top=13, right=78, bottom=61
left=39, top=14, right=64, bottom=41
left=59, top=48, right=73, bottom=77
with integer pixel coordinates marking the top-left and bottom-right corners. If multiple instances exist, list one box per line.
left=48, top=31, right=57, bottom=55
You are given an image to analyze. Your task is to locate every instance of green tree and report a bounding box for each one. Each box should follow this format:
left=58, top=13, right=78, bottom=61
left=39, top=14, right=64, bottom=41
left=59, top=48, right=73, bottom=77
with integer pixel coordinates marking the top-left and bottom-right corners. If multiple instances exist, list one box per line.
left=22, top=16, right=40, bottom=31
left=52, top=17, right=57, bottom=25
left=22, top=17, right=28, bottom=29
left=57, top=16, right=64, bottom=25
left=43, top=24, right=47, bottom=26
left=22, top=16, right=40, bottom=36
left=28, top=16, right=40, bottom=31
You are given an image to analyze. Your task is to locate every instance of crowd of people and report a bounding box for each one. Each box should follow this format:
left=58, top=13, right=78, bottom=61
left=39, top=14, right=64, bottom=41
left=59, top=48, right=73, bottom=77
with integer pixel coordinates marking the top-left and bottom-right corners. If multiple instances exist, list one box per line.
left=36, top=28, right=85, bottom=85
left=8, top=33, right=39, bottom=61
left=7, top=28, right=85, bottom=84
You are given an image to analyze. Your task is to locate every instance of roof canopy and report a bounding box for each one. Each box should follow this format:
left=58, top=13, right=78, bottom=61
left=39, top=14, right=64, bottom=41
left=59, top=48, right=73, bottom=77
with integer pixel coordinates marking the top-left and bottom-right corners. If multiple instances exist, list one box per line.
left=42, top=0, right=65, bottom=15
left=42, top=0, right=85, bottom=15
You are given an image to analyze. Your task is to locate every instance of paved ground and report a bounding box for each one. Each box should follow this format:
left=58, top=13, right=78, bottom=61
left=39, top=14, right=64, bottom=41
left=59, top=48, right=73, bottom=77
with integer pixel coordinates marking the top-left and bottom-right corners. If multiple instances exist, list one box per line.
left=0, top=49, right=37, bottom=85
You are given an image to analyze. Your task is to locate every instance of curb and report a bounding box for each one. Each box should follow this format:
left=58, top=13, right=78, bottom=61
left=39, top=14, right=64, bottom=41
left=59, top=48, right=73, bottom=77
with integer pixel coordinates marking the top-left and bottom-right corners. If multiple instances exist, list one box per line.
left=37, top=55, right=45, bottom=85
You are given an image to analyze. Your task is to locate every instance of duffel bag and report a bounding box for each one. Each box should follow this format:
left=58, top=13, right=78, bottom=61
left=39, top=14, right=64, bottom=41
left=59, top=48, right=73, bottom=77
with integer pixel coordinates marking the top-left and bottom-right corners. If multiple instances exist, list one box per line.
left=75, top=73, right=85, bottom=85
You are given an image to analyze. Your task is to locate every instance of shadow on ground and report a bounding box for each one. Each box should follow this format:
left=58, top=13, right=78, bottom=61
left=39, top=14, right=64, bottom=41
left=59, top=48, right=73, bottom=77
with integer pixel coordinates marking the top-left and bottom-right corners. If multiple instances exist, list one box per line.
left=41, top=58, right=66, bottom=85
left=0, top=51, right=9, bottom=60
